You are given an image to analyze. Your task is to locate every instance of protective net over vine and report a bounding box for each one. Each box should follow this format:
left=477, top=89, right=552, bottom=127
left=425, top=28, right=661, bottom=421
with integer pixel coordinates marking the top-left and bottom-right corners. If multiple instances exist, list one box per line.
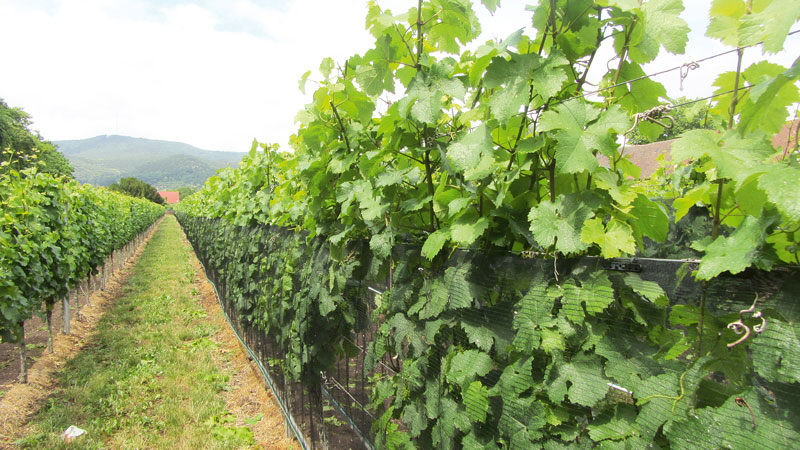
left=182, top=216, right=800, bottom=450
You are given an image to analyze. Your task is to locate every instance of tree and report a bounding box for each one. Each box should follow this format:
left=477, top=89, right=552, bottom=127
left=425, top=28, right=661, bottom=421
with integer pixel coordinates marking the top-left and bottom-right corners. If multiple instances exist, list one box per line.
left=176, top=186, right=198, bottom=201
left=0, top=98, right=74, bottom=178
left=627, top=97, right=722, bottom=144
left=108, top=177, right=165, bottom=205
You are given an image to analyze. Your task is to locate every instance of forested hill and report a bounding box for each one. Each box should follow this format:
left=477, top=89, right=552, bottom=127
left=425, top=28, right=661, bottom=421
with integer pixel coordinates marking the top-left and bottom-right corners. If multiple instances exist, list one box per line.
left=55, top=135, right=246, bottom=188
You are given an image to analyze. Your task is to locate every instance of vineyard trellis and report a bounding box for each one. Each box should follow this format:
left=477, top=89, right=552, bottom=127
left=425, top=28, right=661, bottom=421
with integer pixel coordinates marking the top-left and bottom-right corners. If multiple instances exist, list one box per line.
left=173, top=0, right=800, bottom=448
left=0, top=167, right=164, bottom=381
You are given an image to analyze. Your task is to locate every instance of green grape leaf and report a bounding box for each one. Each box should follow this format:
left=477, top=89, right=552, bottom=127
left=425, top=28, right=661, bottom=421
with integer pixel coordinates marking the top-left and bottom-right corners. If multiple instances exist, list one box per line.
left=593, top=169, right=638, bottom=205
left=319, top=57, right=334, bottom=79
left=581, top=218, right=637, bottom=258
left=739, top=57, right=800, bottom=136
left=540, top=328, right=566, bottom=353
left=444, top=265, right=473, bottom=309
left=422, top=229, right=450, bottom=260
left=498, top=396, right=546, bottom=447
left=512, top=280, right=555, bottom=352
left=462, top=430, right=500, bottom=450
left=671, top=129, right=775, bottom=186
left=531, top=51, right=569, bottom=100
left=587, top=405, right=638, bottom=442
left=431, top=396, right=470, bottom=450
left=547, top=354, right=609, bottom=407
left=539, top=101, right=629, bottom=174
left=420, top=279, right=450, bottom=320
left=355, top=64, right=386, bottom=96
left=665, top=390, right=800, bottom=449
left=451, top=217, right=490, bottom=245
left=463, top=381, right=490, bottom=423
left=388, top=313, right=426, bottom=357
left=706, top=0, right=745, bottom=46
left=491, top=357, right=534, bottom=397
left=481, top=0, right=500, bottom=13
left=694, top=215, right=775, bottom=280
left=446, top=124, right=496, bottom=181
left=758, top=164, right=800, bottom=222
left=669, top=304, right=700, bottom=327
left=629, top=0, right=689, bottom=63
left=673, top=184, right=711, bottom=222
left=581, top=271, right=615, bottom=316
left=528, top=193, right=594, bottom=255
left=370, top=231, right=394, bottom=260
left=448, top=350, right=493, bottom=387
left=750, top=319, right=800, bottom=384
left=623, top=273, right=668, bottom=307
left=630, top=194, right=669, bottom=242
left=560, top=282, right=586, bottom=324
left=612, top=62, right=668, bottom=131
left=738, top=0, right=800, bottom=53
left=599, top=0, right=640, bottom=12
left=401, top=73, right=442, bottom=124
left=488, top=76, right=529, bottom=123
left=402, top=403, right=428, bottom=437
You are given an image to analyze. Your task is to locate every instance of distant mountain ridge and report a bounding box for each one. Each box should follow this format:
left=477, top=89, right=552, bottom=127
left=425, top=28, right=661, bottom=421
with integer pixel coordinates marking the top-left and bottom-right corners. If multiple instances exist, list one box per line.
left=56, top=135, right=246, bottom=189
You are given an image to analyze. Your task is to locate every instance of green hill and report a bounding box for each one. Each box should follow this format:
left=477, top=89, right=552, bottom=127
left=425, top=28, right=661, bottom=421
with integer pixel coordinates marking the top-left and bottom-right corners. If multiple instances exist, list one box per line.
left=55, top=135, right=246, bottom=189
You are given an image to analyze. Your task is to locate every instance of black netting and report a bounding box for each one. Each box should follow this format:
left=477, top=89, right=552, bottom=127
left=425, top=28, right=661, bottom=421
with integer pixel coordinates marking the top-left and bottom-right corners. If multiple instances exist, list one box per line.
left=179, top=215, right=800, bottom=450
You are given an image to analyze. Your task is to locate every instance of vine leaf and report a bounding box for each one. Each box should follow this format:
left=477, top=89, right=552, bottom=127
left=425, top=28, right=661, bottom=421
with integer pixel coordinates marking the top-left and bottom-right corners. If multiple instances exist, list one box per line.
left=539, top=101, right=629, bottom=174
left=431, top=397, right=470, bottom=450
left=630, top=194, right=669, bottom=243
left=694, top=215, right=776, bottom=280
left=629, top=0, right=689, bottom=63
left=750, top=319, right=800, bottom=384
left=298, top=70, right=311, bottom=94
left=623, top=273, right=668, bottom=307
left=739, top=57, right=800, bottom=136
left=370, top=231, right=394, bottom=260
left=528, top=193, right=595, bottom=255
left=451, top=217, right=489, bottom=245
left=738, top=0, right=800, bottom=53
left=587, top=404, right=639, bottom=442
left=758, top=164, right=800, bottom=222
left=593, top=169, right=638, bottom=205
left=512, top=280, right=555, bottom=352
left=446, top=124, right=495, bottom=181
left=706, top=0, right=744, bottom=46
left=422, top=229, right=450, bottom=260
left=547, top=354, right=609, bottom=407
left=664, top=390, right=800, bottom=449
left=581, top=218, right=637, bottom=258
left=462, top=381, right=490, bottom=423
left=671, top=129, right=775, bottom=186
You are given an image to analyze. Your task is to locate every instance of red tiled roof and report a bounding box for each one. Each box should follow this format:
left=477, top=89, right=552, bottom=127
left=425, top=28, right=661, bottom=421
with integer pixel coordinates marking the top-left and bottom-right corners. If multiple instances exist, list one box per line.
left=157, top=190, right=180, bottom=204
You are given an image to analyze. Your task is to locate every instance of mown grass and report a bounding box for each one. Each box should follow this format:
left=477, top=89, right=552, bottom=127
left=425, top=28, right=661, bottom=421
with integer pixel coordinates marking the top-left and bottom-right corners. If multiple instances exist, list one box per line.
left=17, top=216, right=260, bottom=449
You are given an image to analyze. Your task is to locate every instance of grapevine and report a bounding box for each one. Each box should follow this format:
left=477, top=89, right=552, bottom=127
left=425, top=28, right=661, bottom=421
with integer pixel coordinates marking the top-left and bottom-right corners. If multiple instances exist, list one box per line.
left=176, top=0, right=800, bottom=448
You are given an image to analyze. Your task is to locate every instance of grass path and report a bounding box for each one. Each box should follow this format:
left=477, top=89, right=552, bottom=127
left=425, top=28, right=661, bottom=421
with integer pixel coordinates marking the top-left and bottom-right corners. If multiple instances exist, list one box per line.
left=15, top=216, right=294, bottom=449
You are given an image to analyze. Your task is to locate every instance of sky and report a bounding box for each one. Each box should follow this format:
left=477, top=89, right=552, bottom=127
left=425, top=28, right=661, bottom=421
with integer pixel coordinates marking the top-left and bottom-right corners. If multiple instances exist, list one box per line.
left=0, top=0, right=798, bottom=152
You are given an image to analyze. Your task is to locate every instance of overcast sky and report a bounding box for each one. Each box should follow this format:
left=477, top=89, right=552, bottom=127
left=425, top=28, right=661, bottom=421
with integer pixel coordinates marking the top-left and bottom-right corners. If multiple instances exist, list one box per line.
left=0, top=0, right=797, bottom=152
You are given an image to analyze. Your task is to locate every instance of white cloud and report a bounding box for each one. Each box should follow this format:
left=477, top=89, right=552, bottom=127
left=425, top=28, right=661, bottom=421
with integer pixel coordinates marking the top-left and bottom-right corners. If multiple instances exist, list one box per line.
left=0, top=0, right=796, bottom=152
